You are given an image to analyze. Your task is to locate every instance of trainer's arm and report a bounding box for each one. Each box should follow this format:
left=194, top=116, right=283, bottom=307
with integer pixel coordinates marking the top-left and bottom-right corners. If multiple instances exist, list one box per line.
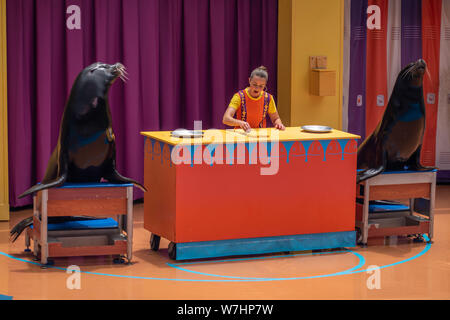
left=269, top=111, right=286, bottom=130
left=223, top=107, right=251, bottom=132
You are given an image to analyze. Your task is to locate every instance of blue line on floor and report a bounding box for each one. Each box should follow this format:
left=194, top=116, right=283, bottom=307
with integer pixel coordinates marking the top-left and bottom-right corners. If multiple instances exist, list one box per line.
left=0, top=235, right=431, bottom=282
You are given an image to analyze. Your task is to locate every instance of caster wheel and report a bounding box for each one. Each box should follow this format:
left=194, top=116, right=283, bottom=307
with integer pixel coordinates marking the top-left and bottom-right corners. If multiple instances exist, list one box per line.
left=355, top=227, right=363, bottom=244
left=150, top=234, right=161, bottom=251
left=24, top=248, right=31, bottom=253
left=168, top=242, right=177, bottom=260
left=113, top=256, right=125, bottom=264
left=40, top=260, right=54, bottom=269
left=413, top=235, right=425, bottom=243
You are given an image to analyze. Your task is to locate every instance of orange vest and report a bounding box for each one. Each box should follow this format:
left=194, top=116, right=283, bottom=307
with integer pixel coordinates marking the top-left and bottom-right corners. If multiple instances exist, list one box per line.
left=235, top=90, right=271, bottom=129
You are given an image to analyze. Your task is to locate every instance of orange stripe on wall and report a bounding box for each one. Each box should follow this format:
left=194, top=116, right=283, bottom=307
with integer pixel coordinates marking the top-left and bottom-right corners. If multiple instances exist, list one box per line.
left=421, top=0, right=442, bottom=166
left=365, top=0, right=388, bottom=137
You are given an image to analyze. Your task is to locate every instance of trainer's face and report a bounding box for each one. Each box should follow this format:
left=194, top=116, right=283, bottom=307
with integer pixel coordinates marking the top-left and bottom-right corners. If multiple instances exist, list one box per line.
left=248, top=75, right=267, bottom=98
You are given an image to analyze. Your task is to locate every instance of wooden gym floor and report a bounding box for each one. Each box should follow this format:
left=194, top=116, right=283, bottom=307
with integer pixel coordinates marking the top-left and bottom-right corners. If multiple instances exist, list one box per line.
left=0, top=185, right=449, bottom=300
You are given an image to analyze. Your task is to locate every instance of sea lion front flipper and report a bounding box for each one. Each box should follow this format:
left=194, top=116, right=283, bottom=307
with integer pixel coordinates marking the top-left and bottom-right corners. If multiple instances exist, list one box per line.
left=356, top=166, right=385, bottom=183
left=18, top=174, right=67, bottom=199
left=18, top=148, right=68, bottom=199
left=104, top=169, right=147, bottom=192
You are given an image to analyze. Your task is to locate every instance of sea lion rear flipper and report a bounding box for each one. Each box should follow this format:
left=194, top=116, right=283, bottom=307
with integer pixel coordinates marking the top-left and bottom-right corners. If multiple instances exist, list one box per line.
left=10, top=216, right=33, bottom=242
left=104, top=169, right=148, bottom=192
left=18, top=174, right=67, bottom=199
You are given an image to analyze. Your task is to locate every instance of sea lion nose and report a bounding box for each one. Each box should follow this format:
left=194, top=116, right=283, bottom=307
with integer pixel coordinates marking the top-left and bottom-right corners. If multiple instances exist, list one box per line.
left=113, top=63, right=123, bottom=70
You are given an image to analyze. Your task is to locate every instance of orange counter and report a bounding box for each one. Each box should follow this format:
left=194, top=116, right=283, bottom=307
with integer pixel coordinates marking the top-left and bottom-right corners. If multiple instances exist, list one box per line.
left=141, top=128, right=360, bottom=259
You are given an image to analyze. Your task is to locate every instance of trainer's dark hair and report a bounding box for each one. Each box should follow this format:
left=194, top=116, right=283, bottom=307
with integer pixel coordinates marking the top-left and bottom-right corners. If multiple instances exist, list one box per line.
left=250, top=66, right=268, bottom=81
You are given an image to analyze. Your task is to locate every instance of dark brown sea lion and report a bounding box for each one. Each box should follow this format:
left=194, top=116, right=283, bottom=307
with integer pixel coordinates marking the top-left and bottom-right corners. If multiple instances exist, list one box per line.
left=356, top=59, right=435, bottom=183
left=19, top=62, right=146, bottom=198
left=11, top=62, right=146, bottom=242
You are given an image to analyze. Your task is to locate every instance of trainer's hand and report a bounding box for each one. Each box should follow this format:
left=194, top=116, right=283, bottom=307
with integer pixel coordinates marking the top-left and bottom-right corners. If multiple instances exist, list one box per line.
left=275, top=122, right=286, bottom=130
left=239, top=121, right=251, bottom=133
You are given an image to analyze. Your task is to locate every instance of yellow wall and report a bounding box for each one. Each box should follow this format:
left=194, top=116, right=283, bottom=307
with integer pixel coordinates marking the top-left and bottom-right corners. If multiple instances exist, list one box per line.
left=278, top=0, right=344, bottom=129
left=0, top=0, right=9, bottom=221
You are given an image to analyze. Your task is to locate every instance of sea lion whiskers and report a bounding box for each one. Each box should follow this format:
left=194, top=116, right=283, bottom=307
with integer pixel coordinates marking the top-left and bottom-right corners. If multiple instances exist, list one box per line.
left=425, top=68, right=433, bottom=84
left=402, top=64, right=416, bottom=79
left=401, top=64, right=414, bottom=79
left=119, top=74, right=129, bottom=83
left=115, top=64, right=129, bottom=82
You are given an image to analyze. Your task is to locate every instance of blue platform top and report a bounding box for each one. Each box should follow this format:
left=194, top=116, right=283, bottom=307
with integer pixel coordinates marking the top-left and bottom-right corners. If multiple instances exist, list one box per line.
left=57, top=182, right=133, bottom=188
left=30, top=218, right=118, bottom=231
left=357, top=169, right=437, bottom=174
left=380, top=169, right=437, bottom=174
left=356, top=199, right=410, bottom=212
left=369, top=203, right=410, bottom=212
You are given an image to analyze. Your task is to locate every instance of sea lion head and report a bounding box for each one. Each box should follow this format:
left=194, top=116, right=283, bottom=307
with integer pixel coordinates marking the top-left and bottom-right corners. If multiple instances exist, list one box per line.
left=68, top=62, right=127, bottom=118
left=398, top=59, right=427, bottom=89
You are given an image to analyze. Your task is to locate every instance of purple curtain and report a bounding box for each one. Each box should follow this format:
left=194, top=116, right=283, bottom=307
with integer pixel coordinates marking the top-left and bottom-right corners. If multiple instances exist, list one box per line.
left=7, top=0, right=278, bottom=207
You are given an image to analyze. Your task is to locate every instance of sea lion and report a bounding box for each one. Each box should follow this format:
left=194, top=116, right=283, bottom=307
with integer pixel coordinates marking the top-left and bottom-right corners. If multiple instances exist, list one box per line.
left=11, top=62, right=146, bottom=242
left=356, top=59, right=435, bottom=183
left=18, top=62, right=146, bottom=198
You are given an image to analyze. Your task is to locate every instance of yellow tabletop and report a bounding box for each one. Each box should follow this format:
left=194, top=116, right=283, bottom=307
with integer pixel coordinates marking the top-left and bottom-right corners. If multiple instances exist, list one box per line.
left=140, top=127, right=361, bottom=146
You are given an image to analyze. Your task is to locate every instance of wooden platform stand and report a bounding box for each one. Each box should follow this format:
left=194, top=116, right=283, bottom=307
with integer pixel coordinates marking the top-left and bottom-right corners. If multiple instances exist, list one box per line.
left=25, top=183, right=134, bottom=267
left=356, top=171, right=436, bottom=246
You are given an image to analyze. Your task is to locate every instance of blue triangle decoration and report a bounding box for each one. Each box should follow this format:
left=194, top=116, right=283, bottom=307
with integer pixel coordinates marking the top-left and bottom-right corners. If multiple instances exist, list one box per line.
left=206, top=144, right=219, bottom=166
left=319, top=140, right=331, bottom=161
left=168, top=145, right=174, bottom=166
left=281, top=141, right=295, bottom=163
left=150, top=139, right=156, bottom=159
left=225, top=143, right=236, bottom=165
left=189, top=145, right=200, bottom=167
left=337, top=139, right=349, bottom=160
left=245, top=142, right=257, bottom=164
left=301, top=141, right=313, bottom=162
left=158, top=141, right=165, bottom=163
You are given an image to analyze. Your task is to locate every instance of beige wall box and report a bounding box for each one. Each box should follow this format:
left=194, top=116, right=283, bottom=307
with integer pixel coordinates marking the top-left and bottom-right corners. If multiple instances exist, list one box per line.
left=310, top=69, right=336, bottom=96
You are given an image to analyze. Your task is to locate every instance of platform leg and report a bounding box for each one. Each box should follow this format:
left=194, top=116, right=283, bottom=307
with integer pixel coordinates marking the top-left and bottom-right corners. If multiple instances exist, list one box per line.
left=126, top=187, right=133, bottom=263
left=429, top=172, right=436, bottom=240
left=24, top=231, right=31, bottom=252
left=362, top=181, right=370, bottom=246
left=40, top=190, right=48, bottom=266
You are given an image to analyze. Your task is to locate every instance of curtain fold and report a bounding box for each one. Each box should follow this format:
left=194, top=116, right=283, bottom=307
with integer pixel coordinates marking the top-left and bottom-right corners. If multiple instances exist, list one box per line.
left=7, top=0, right=278, bottom=207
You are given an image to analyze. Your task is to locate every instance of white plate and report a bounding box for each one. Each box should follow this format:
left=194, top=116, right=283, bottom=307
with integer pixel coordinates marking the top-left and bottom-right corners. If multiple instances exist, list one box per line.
left=301, top=125, right=333, bottom=133
left=170, top=129, right=204, bottom=138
